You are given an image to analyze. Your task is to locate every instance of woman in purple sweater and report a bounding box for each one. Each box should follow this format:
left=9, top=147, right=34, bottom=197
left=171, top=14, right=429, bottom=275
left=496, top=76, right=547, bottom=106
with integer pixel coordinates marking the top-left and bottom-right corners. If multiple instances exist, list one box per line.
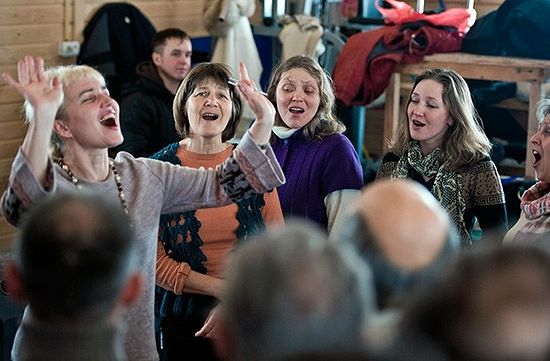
left=266, top=56, right=364, bottom=235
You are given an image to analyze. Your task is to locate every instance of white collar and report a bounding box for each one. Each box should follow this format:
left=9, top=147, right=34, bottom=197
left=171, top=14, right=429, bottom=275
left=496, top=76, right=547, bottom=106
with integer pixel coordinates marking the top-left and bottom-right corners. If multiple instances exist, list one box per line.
left=273, top=126, right=299, bottom=139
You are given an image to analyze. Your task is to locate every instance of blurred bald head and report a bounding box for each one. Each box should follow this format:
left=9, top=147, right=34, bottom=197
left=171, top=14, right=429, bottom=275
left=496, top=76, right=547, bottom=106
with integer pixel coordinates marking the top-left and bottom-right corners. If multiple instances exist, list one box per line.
left=341, top=179, right=459, bottom=310
left=357, top=179, right=451, bottom=272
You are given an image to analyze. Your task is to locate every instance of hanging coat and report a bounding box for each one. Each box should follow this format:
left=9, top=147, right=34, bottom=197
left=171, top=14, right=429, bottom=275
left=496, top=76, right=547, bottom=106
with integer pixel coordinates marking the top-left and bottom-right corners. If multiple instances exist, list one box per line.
left=204, top=0, right=263, bottom=94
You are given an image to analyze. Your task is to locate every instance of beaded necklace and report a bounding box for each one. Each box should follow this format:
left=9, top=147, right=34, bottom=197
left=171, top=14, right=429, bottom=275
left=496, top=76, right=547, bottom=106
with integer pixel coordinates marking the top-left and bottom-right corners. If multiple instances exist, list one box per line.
left=56, top=158, right=129, bottom=215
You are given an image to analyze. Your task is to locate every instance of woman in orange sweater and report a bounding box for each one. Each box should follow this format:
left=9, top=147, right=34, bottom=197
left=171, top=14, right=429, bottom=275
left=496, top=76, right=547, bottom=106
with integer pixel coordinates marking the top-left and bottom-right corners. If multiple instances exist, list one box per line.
left=152, top=63, right=284, bottom=361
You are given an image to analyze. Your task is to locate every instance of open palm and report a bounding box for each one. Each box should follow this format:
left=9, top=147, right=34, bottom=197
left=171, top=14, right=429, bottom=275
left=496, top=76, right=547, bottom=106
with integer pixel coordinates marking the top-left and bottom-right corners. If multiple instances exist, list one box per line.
left=2, top=55, right=63, bottom=120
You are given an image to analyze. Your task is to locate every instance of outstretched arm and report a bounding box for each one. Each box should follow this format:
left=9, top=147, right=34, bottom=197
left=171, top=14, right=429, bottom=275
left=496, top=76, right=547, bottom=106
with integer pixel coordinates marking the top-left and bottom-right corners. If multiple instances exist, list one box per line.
left=234, top=62, right=274, bottom=144
left=2, top=56, right=63, bottom=185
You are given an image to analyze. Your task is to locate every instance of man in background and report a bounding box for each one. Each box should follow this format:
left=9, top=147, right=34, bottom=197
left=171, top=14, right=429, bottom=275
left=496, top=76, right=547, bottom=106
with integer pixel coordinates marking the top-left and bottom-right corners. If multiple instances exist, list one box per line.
left=114, top=28, right=192, bottom=157
left=3, top=192, right=143, bottom=361
left=336, top=179, right=459, bottom=311
left=334, top=179, right=459, bottom=359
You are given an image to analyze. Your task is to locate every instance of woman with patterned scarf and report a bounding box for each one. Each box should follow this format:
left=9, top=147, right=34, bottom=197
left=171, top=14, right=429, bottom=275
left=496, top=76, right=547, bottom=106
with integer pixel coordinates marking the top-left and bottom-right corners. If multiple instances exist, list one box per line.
left=376, top=68, right=507, bottom=247
left=152, top=63, right=284, bottom=361
left=506, top=99, right=550, bottom=243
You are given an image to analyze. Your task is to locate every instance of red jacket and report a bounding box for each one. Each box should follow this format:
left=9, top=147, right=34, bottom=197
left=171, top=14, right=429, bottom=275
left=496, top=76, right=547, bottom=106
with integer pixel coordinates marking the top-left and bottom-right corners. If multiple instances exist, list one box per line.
left=333, top=24, right=463, bottom=106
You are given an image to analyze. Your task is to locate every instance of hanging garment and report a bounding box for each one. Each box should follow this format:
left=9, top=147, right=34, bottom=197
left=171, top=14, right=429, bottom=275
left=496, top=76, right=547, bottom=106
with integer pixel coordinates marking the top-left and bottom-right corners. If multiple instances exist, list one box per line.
left=333, top=23, right=463, bottom=106
left=278, top=14, right=326, bottom=61
left=204, top=0, right=263, bottom=92
left=77, top=3, right=157, bottom=102
left=333, top=0, right=474, bottom=107
left=204, top=0, right=263, bottom=122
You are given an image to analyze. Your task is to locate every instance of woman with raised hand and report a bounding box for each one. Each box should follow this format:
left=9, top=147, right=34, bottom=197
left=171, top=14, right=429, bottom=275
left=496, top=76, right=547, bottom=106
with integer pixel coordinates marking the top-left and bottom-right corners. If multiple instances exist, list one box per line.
left=152, top=62, right=284, bottom=361
left=1, top=56, right=284, bottom=361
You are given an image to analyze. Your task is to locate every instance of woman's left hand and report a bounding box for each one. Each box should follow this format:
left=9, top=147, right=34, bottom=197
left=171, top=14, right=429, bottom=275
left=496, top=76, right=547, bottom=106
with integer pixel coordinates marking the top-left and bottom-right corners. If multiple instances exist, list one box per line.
left=235, top=62, right=275, bottom=144
left=194, top=305, right=221, bottom=339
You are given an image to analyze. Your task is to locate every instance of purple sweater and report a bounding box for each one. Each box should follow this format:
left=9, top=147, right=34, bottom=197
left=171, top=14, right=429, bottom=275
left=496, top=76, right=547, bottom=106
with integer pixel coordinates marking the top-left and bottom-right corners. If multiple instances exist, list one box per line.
left=272, top=130, right=364, bottom=229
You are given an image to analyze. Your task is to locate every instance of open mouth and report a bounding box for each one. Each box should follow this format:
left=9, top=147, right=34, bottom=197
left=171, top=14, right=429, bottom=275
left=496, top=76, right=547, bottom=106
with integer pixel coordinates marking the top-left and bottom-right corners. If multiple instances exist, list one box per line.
left=100, top=114, right=117, bottom=127
left=202, top=112, right=219, bottom=121
left=533, top=150, right=542, bottom=166
left=289, top=107, right=304, bottom=114
left=411, top=119, right=425, bottom=127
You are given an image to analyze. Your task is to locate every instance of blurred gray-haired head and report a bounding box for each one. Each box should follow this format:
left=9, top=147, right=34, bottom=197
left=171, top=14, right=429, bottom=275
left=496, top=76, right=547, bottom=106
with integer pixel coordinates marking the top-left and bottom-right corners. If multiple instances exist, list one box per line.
left=219, top=220, right=376, bottom=361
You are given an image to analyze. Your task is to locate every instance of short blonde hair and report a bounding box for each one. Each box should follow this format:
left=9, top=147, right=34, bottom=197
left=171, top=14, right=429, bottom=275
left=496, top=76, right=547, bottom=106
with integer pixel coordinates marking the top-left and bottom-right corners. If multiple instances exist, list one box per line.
left=23, top=65, right=106, bottom=158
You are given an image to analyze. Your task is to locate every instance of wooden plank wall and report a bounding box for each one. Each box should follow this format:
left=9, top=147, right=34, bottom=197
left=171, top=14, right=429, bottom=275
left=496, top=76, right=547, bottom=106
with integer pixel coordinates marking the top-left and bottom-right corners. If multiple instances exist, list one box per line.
left=1, top=0, right=63, bottom=250
left=73, top=0, right=211, bottom=40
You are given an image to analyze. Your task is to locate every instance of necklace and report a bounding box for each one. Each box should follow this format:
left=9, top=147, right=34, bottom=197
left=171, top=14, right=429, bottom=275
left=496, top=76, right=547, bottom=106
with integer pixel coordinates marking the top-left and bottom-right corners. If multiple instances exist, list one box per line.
left=55, top=158, right=129, bottom=215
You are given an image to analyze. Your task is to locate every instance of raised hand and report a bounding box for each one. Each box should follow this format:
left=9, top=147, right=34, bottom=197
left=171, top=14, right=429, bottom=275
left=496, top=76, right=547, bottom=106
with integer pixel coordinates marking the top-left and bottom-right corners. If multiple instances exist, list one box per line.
left=234, top=62, right=275, bottom=144
left=2, top=56, right=63, bottom=185
left=2, top=55, right=63, bottom=122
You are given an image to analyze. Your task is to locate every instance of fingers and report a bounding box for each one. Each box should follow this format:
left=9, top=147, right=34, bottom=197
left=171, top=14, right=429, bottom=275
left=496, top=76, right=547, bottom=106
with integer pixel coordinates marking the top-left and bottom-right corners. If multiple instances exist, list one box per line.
left=16, top=56, right=45, bottom=85
left=195, top=321, right=214, bottom=337
left=195, top=307, right=220, bottom=338
left=36, top=57, right=46, bottom=83
left=27, top=56, right=38, bottom=84
left=204, top=328, right=216, bottom=339
left=195, top=324, right=216, bottom=339
left=239, top=62, right=250, bottom=83
left=194, top=324, right=208, bottom=337
left=18, top=57, right=29, bottom=85
left=2, top=56, right=54, bottom=100
left=51, top=76, right=62, bottom=90
left=1, top=72, right=21, bottom=91
left=238, top=62, right=261, bottom=91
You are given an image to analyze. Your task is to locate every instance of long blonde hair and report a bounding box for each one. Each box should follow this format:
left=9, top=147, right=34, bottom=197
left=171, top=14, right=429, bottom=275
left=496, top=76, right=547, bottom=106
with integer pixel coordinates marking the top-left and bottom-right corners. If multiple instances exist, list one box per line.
left=388, top=68, right=492, bottom=170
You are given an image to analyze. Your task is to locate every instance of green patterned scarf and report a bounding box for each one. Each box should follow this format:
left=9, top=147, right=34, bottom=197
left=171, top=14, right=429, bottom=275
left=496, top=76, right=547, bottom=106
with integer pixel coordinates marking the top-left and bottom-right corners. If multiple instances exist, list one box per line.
left=392, top=141, right=470, bottom=246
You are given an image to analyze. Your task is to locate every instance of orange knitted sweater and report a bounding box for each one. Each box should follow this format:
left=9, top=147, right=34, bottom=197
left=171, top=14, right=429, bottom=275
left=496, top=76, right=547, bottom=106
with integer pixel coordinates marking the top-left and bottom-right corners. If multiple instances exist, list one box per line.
left=156, top=145, right=284, bottom=294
